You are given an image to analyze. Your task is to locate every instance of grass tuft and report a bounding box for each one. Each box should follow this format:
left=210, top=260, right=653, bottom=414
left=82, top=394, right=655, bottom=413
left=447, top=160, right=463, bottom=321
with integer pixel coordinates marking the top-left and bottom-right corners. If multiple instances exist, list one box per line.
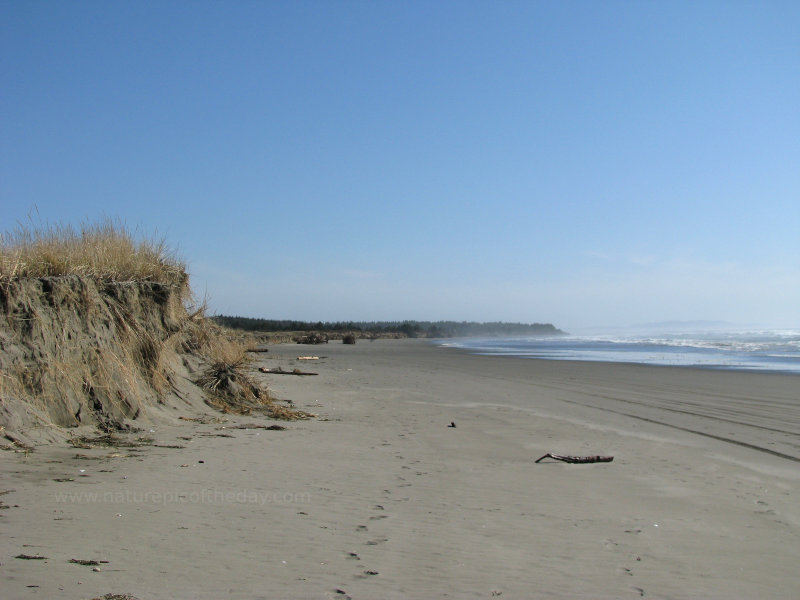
left=0, top=217, right=186, bottom=286
left=196, top=335, right=312, bottom=420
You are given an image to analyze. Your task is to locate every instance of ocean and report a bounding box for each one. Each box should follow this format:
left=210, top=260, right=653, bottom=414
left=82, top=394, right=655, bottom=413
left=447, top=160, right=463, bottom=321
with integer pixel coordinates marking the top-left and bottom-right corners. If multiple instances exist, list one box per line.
left=443, top=329, right=800, bottom=374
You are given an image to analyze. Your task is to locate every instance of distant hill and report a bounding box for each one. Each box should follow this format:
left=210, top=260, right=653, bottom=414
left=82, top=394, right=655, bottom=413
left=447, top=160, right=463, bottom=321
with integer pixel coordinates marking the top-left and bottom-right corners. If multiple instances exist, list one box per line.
left=211, top=316, right=564, bottom=339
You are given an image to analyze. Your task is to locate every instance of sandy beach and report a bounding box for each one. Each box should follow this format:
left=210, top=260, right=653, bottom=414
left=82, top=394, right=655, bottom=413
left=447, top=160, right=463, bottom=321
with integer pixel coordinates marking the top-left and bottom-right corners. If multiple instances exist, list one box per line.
left=2, top=339, right=799, bottom=599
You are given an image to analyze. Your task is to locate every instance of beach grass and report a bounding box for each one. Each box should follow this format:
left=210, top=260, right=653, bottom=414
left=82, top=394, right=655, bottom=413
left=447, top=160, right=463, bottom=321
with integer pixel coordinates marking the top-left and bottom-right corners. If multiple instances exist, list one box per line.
left=0, top=218, right=186, bottom=286
left=0, top=218, right=308, bottom=435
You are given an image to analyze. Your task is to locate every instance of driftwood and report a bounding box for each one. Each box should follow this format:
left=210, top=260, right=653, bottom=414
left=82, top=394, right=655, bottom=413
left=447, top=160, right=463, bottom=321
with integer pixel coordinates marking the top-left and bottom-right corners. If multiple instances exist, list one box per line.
left=218, top=424, right=286, bottom=431
left=258, top=367, right=318, bottom=376
left=178, top=415, right=227, bottom=424
left=69, top=558, right=109, bottom=566
left=535, top=453, right=614, bottom=464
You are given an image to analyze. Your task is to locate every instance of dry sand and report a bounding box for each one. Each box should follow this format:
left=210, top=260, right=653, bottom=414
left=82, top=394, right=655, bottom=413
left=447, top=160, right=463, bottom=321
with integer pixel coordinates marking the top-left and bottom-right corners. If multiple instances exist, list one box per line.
left=2, top=339, right=799, bottom=599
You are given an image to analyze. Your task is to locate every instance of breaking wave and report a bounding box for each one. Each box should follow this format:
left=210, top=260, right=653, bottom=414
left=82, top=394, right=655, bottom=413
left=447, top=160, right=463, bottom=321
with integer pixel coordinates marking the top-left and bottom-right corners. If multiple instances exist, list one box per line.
left=446, top=329, right=800, bottom=374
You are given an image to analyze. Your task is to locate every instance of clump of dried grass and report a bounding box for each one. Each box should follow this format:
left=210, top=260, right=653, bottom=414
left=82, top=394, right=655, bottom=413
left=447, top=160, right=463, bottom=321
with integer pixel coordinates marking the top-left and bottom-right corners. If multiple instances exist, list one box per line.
left=197, top=337, right=252, bottom=397
left=196, top=335, right=311, bottom=420
left=0, top=217, right=186, bottom=286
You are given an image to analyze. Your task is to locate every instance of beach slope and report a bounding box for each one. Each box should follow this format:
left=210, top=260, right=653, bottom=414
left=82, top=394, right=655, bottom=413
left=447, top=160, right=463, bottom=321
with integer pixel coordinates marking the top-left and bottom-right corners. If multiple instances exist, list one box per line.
left=2, top=339, right=798, bottom=599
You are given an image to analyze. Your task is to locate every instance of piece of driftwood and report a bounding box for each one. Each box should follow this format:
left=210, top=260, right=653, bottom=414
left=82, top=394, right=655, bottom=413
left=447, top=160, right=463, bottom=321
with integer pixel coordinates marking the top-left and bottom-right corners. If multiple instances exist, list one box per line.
left=219, top=424, right=286, bottom=431
left=258, top=367, right=318, bottom=376
left=535, top=453, right=614, bottom=464
left=69, top=558, right=109, bottom=566
left=178, top=415, right=227, bottom=424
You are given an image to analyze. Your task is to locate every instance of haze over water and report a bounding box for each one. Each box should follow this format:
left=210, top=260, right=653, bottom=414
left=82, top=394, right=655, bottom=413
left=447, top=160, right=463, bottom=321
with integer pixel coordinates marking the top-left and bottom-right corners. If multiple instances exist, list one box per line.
left=448, top=329, right=800, bottom=374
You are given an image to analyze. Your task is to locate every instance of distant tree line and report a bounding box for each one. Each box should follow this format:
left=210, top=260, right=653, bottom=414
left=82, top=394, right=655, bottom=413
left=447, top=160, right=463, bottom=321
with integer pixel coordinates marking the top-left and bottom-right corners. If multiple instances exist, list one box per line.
left=211, top=316, right=564, bottom=338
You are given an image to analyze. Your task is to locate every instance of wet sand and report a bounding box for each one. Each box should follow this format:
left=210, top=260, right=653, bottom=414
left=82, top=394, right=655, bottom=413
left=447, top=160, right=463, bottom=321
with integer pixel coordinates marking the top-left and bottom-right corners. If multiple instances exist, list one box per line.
left=2, top=339, right=799, bottom=599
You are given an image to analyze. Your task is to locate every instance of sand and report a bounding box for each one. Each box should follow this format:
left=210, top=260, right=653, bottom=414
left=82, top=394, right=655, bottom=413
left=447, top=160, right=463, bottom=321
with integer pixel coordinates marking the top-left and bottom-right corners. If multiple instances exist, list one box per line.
left=2, top=339, right=799, bottom=599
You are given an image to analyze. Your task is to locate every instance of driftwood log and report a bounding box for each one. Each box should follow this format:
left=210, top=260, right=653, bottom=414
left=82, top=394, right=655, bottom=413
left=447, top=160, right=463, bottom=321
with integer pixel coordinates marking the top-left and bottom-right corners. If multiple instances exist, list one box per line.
left=535, top=453, right=614, bottom=464
left=258, top=367, right=318, bottom=376
left=69, top=558, right=109, bottom=566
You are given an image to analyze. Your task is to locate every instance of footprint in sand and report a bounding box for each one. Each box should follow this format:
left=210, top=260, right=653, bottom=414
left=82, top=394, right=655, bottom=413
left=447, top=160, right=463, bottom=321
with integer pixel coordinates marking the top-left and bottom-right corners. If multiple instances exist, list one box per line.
left=356, top=570, right=379, bottom=579
left=370, top=503, right=388, bottom=520
left=366, top=537, right=388, bottom=545
left=351, top=509, right=386, bottom=579
left=754, top=500, right=778, bottom=517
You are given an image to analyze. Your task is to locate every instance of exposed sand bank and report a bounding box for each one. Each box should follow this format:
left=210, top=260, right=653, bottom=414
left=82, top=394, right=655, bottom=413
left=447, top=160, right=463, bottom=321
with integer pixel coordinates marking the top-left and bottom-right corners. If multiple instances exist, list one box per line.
left=2, top=339, right=798, bottom=599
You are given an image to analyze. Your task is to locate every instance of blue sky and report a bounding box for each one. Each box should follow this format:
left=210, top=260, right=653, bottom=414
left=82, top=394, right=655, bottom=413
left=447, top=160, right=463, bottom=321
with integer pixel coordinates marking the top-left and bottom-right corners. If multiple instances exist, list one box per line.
left=2, top=1, right=799, bottom=330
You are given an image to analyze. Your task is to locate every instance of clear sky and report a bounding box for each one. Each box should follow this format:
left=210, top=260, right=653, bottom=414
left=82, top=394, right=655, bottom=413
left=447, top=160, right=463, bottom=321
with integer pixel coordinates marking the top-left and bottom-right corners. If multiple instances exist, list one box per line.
left=2, top=1, right=799, bottom=330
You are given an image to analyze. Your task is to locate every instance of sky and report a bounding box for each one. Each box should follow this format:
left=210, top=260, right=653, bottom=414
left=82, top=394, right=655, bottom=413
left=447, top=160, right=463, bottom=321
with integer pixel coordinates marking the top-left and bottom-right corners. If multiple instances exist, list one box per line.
left=2, top=1, right=799, bottom=330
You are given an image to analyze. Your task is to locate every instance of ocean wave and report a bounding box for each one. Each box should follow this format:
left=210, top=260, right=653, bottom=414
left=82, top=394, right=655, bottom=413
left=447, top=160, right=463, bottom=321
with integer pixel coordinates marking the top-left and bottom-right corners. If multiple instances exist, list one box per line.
left=448, top=329, right=800, bottom=373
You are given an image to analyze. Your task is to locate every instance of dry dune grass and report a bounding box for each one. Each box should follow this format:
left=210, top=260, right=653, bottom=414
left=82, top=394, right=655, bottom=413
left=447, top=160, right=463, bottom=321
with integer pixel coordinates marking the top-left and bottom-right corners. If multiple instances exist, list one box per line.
left=0, top=218, right=186, bottom=286
left=0, top=219, right=309, bottom=441
left=195, top=328, right=313, bottom=420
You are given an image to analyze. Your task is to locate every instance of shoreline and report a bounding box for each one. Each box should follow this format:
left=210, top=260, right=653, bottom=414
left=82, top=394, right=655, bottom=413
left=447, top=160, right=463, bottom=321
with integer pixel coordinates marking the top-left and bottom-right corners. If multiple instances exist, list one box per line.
left=2, top=339, right=798, bottom=599
left=442, top=341, right=800, bottom=376
left=438, top=335, right=800, bottom=377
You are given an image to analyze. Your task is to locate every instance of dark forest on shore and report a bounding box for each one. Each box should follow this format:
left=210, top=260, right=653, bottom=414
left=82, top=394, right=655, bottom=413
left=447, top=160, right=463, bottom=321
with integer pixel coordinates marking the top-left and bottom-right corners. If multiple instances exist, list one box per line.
left=211, top=316, right=564, bottom=338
